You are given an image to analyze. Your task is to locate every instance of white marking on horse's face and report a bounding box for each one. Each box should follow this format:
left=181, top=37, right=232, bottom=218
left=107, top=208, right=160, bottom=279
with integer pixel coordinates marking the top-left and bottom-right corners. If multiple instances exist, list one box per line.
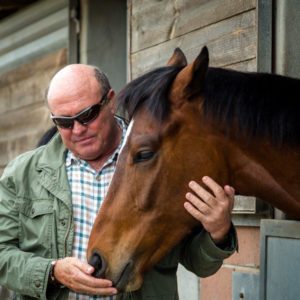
left=120, top=118, right=134, bottom=153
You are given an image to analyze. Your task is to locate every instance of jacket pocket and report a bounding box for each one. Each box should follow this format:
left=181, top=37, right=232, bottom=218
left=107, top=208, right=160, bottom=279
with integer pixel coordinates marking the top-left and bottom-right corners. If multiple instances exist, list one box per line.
left=19, top=198, right=54, bottom=257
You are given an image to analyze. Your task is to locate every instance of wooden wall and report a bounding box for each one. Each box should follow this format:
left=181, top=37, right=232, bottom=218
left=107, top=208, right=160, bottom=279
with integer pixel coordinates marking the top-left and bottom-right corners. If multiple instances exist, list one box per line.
left=127, top=1, right=258, bottom=299
left=128, top=0, right=257, bottom=80
left=0, top=49, right=67, bottom=174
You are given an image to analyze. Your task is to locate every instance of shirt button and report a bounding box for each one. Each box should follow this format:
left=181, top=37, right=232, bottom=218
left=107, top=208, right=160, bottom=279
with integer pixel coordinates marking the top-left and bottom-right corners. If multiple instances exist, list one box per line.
left=95, top=175, right=101, bottom=181
left=31, top=208, right=35, bottom=215
left=61, top=220, right=66, bottom=226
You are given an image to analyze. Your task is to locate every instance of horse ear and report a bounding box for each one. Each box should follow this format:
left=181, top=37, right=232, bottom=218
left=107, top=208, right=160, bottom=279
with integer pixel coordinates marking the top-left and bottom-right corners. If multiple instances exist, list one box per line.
left=167, top=48, right=187, bottom=67
left=185, top=46, right=209, bottom=98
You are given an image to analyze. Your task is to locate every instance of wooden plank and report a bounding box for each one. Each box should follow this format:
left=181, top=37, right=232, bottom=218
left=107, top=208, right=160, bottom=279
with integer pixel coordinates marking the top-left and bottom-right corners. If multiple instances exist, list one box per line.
left=0, top=131, right=48, bottom=167
left=0, top=105, right=52, bottom=139
left=0, top=48, right=66, bottom=87
left=0, top=49, right=65, bottom=169
left=131, top=9, right=256, bottom=78
left=0, top=107, right=53, bottom=163
left=0, top=69, right=56, bottom=114
left=225, top=58, right=257, bottom=72
left=131, top=0, right=256, bottom=53
left=0, top=106, right=53, bottom=166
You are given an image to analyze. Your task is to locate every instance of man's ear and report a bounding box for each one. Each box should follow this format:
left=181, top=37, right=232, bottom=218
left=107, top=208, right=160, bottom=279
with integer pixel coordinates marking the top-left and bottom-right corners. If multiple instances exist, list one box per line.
left=107, top=89, right=115, bottom=100
left=107, top=89, right=116, bottom=113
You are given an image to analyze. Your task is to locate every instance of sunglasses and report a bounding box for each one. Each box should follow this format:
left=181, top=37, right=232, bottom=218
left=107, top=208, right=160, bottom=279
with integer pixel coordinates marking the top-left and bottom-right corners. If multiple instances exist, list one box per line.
left=51, top=93, right=109, bottom=129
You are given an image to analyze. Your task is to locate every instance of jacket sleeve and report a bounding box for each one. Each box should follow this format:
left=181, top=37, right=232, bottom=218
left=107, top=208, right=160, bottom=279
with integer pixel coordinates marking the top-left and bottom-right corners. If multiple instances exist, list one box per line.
left=179, top=224, right=238, bottom=277
left=0, top=166, right=51, bottom=300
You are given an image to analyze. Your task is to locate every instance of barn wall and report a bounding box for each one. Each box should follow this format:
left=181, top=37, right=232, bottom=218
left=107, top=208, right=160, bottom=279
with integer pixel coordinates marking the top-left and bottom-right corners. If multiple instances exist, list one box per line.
left=0, top=0, right=68, bottom=175
left=0, top=49, right=67, bottom=175
left=128, top=1, right=259, bottom=299
left=128, top=0, right=257, bottom=80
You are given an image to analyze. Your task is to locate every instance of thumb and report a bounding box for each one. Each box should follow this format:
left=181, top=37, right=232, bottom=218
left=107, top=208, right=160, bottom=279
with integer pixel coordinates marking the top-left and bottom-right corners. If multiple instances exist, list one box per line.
left=73, top=258, right=94, bottom=275
left=224, top=185, right=235, bottom=198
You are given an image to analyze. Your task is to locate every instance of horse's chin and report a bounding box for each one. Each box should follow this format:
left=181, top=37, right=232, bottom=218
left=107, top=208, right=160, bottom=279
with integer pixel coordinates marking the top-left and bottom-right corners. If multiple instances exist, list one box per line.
left=123, top=274, right=143, bottom=293
left=110, top=262, right=143, bottom=293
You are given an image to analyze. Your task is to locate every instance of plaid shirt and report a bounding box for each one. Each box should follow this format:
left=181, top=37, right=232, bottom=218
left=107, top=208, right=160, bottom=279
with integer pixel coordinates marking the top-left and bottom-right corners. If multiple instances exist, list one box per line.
left=66, top=117, right=127, bottom=300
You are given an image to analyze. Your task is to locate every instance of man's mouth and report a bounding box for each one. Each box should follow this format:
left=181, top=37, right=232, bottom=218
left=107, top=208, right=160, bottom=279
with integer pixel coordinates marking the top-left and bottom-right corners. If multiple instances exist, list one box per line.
left=74, top=136, right=94, bottom=144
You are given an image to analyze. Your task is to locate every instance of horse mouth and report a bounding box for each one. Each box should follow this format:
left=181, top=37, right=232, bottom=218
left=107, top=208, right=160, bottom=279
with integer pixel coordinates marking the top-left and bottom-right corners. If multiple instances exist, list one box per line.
left=114, top=261, right=134, bottom=291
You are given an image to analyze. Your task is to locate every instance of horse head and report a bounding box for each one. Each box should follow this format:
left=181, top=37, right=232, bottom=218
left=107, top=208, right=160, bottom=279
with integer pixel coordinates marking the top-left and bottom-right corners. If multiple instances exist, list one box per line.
left=87, top=46, right=300, bottom=292
left=87, top=47, right=232, bottom=292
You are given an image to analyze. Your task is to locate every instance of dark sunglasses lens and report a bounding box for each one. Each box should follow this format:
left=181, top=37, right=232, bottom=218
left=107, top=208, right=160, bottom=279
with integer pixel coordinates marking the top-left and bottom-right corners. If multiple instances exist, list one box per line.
left=77, top=104, right=101, bottom=124
left=53, top=118, right=74, bottom=129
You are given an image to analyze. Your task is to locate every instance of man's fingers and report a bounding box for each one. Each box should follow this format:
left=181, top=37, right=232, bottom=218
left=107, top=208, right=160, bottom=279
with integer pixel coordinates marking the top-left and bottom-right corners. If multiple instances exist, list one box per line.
left=184, top=201, right=204, bottom=221
left=185, top=192, right=209, bottom=213
left=72, top=258, right=94, bottom=274
left=202, top=176, right=227, bottom=199
left=188, top=180, right=216, bottom=206
left=224, top=185, right=235, bottom=198
left=72, top=281, right=117, bottom=296
left=55, top=257, right=117, bottom=296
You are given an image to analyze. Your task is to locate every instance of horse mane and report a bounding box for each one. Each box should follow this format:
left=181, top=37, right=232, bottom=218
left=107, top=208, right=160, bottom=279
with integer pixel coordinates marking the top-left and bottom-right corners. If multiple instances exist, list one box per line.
left=204, top=68, right=300, bottom=145
left=117, top=65, right=183, bottom=122
left=117, top=65, right=300, bottom=145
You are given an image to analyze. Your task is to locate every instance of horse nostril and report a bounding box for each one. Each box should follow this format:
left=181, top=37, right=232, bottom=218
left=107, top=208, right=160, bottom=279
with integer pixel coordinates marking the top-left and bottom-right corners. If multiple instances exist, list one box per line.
left=89, top=251, right=107, bottom=278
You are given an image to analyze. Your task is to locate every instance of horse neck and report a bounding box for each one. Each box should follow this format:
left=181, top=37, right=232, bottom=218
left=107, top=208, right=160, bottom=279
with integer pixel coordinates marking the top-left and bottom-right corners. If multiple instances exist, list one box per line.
left=223, top=137, right=300, bottom=219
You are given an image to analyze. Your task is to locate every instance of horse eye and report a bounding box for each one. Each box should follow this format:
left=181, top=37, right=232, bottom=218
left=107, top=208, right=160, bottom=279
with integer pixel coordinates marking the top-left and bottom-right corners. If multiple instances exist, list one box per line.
left=133, top=150, right=154, bottom=163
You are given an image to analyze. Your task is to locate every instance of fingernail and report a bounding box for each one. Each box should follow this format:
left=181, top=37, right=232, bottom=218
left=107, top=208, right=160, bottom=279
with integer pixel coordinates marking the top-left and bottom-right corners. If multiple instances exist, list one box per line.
left=189, top=181, right=195, bottom=187
left=87, top=267, right=94, bottom=273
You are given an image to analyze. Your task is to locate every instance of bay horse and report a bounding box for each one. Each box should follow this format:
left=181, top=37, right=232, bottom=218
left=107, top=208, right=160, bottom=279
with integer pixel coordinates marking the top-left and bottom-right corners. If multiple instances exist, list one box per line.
left=87, top=46, right=300, bottom=292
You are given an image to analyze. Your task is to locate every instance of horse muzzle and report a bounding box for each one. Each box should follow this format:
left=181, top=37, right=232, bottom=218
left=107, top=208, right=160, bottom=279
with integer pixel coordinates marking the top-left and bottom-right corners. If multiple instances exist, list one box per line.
left=89, top=251, right=107, bottom=278
left=89, top=250, right=135, bottom=291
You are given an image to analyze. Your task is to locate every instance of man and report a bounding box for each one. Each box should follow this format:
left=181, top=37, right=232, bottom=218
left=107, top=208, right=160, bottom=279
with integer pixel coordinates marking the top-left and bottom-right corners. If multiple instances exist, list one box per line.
left=0, top=64, right=237, bottom=300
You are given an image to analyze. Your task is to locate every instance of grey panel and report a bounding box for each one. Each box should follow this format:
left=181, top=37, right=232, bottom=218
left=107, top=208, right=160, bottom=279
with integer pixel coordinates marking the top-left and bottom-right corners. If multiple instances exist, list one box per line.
left=260, top=220, right=300, bottom=300
left=177, top=264, right=199, bottom=300
left=274, top=0, right=300, bottom=78
left=232, top=272, right=259, bottom=300
left=257, top=0, right=300, bottom=79
left=257, top=0, right=273, bottom=72
left=80, top=0, right=127, bottom=93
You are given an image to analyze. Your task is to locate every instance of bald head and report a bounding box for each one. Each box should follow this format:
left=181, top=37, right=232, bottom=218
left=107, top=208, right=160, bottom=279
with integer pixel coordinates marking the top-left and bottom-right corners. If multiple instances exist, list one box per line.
left=47, top=64, right=111, bottom=111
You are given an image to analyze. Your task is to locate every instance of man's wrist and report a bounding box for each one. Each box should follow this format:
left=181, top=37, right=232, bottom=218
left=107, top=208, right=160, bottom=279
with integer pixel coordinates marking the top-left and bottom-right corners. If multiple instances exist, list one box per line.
left=48, top=260, right=64, bottom=288
left=212, top=223, right=236, bottom=251
left=210, top=224, right=231, bottom=245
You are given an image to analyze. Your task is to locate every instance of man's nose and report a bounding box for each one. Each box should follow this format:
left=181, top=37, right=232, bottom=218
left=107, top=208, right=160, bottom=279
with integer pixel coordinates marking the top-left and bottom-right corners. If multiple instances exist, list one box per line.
left=72, top=120, right=87, bottom=134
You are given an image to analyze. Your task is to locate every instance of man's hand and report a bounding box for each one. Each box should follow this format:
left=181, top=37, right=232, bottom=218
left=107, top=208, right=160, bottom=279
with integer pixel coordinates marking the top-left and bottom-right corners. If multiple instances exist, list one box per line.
left=184, top=176, right=235, bottom=244
left=53, top=257, right=118, bottom=296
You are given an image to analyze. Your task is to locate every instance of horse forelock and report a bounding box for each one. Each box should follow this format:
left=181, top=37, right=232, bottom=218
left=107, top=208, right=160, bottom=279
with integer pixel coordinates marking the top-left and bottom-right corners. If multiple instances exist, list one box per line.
left=117, top=66, right=183, bottom=122
left=203, top=68, right=300, bottom=145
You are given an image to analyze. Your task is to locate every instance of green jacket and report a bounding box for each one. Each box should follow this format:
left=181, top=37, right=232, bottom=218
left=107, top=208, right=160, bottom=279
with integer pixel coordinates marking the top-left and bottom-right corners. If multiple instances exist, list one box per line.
left=0, top=134, right=237, bottom=300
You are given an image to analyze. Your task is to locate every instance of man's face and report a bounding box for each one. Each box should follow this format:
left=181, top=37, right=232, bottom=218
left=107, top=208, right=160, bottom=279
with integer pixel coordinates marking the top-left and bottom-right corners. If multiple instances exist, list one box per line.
left=48, top=73, right=116, bottom=162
